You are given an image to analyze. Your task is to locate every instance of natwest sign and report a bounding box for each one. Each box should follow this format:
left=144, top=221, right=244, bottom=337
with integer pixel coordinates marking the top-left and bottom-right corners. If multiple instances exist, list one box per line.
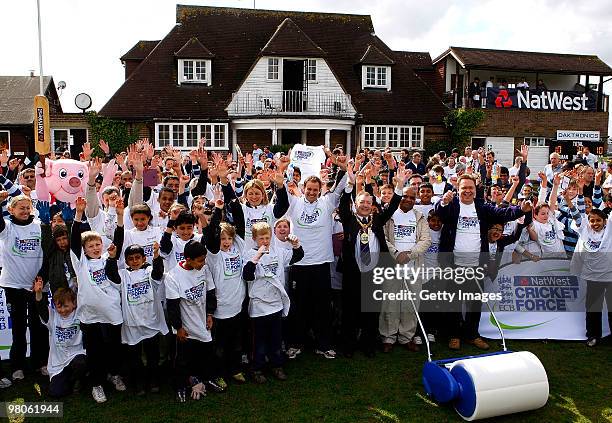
left=487, top=88, right=597, bottom=112
left=556, top=130, right=600, bottom=141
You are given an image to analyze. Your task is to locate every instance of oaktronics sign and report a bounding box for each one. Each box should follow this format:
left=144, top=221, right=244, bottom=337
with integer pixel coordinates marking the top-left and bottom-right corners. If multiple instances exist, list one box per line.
left=487, top=88, right=597, bottom=111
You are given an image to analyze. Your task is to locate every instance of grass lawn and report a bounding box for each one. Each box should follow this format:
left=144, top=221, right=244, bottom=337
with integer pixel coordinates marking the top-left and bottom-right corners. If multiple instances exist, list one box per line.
left=3, top=339, right=611, bottom=422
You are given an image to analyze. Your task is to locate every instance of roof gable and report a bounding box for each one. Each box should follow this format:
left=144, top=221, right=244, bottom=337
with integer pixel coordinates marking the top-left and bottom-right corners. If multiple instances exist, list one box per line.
left=360, top=44, right=394, bottom=66
left=120, top=40, right=160, bottom=61
left=260, top=17, right=326, bottom=57
left=174, top=37, right=215, bottom=59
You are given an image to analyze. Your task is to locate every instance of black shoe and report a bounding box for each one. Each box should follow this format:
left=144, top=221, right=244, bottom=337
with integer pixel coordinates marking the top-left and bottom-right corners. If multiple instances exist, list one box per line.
left=271, top=367, right=287, bottom=381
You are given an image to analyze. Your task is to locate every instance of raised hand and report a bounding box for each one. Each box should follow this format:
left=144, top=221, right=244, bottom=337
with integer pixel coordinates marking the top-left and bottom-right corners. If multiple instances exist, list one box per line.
left=99, top=139, right=110, bottom=155
left=88, top=157, right=102, bottom=184
left=115, top=198, right=125, bottom=216
left=520, top=144, right=529, bottom=162
left=538, top=171, right=547, bottom=189
left=33, top=276, right=44, bottom=294
left=0, top=150, right=8, bottom=167
left=82, top=142, right=93, bottom=161
left=271, top=170, right=284, bottom=187
left=107, top=243, right=117, bottom=259
left=8, top=158, right=20, bottom=171
left=553, top=172, right=562, bottom=187
left=511, top=175, right=520, bottom=186
left=595, top=168, right=604, bottom=186
left=336, top=154, right=348, bottom=171
left=347, top=160, right=355, bottom=184
left=442, top=190, right=455, bottom=206
left=75, top=196, right=87, bottom=214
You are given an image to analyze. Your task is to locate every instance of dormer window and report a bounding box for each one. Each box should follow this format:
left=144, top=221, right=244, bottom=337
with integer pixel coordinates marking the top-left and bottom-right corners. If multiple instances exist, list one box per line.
left=362, top=65, right=390, bottom=90
left=178, top=59, right=211, bottom=85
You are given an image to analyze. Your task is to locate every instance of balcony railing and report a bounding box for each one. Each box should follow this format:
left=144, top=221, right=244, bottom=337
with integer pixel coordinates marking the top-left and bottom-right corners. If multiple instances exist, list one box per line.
left=229, top=90, right=354, bottom=118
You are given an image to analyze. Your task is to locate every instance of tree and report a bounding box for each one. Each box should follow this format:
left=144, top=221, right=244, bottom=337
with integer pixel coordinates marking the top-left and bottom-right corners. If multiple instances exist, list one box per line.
left=443, top=108, right=486, bottom=149
left=85, top=111, right=142, bottom=156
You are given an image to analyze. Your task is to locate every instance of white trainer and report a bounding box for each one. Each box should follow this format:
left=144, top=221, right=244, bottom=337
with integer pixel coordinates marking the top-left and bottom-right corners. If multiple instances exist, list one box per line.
left=12, top=370, right=24, bottom=381
left=92, top=385, right=107, bottom=403
left=108, top=374, right=127, bottom=391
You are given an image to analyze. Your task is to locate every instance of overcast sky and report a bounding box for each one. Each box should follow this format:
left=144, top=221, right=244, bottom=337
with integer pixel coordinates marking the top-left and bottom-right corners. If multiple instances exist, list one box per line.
left=2, top=0, right=612, bottom=112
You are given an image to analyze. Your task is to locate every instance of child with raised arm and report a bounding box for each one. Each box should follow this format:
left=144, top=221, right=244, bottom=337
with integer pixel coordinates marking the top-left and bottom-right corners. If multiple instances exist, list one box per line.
left=33, top=277, right=86, bottom=398
left=165, top=240, right=223, bottom=402
left=71, top=196, right=125, bottom=403
left=242, top=222, right=304, bottom=384
left=0, top=195, right=47, bottom=381
left=528, top=172, right=566, bottom=258
left=105, top=241, right=168, bottom=395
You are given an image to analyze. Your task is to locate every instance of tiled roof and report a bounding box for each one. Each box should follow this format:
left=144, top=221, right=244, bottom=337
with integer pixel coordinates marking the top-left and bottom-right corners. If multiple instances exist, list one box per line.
left=0, top=76, right=54, bottom=125
left=120, top=40, right=160, bottom=61
left=434, top=46, right=612, bottom=75
left=101, top=5, right=448, bottom=125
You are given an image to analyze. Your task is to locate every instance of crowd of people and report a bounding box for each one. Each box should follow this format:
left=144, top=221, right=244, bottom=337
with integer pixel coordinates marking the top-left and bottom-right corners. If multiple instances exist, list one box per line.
left=0, top=139, right=609, bottom=404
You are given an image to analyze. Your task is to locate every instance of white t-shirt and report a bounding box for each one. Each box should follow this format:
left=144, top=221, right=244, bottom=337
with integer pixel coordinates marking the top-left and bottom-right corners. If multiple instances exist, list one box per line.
left=244, top=246, right=292, bottom=318
left=287, top=175, right=346, bottom=266
left=444, top=165, right=457, bottom=179
left=122, top=226, right=163, bottom=268
left=0, top=218, right=43, bottom=290
left=124, top=205, right=169, bottom=231
left=43, top=308, right=86, bottom=380
left=432, top=181, right=446, bottom=196
left=165, top=262, right=215, bottom=343
left=532, top=215, right=565, bottom=256
left=242, top=203, right=276, bottom=251
left=162, top=233, right=203, bottom=271
left=71, top=251, right=122, bottom=325
left=206, top=237, right=246, bottom=319
left=453, top=202, right=481, bottom=266
left=391, top=209, right=418, bottom=253
left=119, top=266, right=169, bottom=345
left=424, top=229, right=440, bottom=270
left=87, top=209, right=117, bottom=249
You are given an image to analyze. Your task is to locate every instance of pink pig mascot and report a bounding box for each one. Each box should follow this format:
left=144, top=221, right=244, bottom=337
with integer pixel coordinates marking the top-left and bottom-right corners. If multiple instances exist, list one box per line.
left=35, top=158, right=117, bottom=208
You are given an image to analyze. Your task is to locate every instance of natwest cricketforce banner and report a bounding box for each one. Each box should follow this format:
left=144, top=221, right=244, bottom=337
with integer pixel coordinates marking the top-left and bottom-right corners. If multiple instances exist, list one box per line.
left=486, top=88, right=597, bottom=112
left=479, top=259, right=610, bottom=340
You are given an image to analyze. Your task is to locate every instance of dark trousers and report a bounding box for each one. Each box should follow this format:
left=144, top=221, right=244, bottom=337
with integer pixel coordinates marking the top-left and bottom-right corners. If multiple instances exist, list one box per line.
left=288, top=264, right=332, bottom=351
left=4, top=287, right=49, bottom=371
left=213, top=314, right=243, bottom=376
left=81, top=323, right=122, bottom=386
left=126, top=335, right=160, bottom=389
left=585, top=281, right=612, bottom=339
left=445, top=270, right=484, bottom=340
left=341, top=266, right=379, bottom=354
left=48, top=354, right=86, bottom=398
left=251, top=311, right=283, bottom=371
left=174, top=338, right=213, bottom=389
left=416, top=278, right=446, bottom=338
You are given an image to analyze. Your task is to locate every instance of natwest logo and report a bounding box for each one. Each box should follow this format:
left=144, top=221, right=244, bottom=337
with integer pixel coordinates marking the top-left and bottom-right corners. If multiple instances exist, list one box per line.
left=495, top=90, right=512, bottom=108
left=517, top=90, right=589, bottom=111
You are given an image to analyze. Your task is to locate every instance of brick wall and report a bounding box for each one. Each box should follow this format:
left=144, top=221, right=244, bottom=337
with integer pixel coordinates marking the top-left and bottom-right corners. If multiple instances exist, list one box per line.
left=424, top=124, right=448, bottom=142
left=475, top=109, right=609, bottom=139
left=0, top=126, right=31, bottom=156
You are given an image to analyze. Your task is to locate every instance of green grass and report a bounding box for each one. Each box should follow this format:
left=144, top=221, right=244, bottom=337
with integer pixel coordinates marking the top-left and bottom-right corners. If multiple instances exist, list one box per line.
left=4, top=339, right=611, bottom=423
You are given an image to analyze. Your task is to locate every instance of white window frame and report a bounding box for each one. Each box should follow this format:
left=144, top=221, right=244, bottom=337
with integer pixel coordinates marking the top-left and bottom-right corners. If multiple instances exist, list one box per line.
left=155, top=122, right=229, bottom=151
left=524, top=137, right=546, bottom=147
left=362, top=65, right=391, bottom=91
left=178, top=59, right=212, bottom=85
left=307, top=59, right=317, bottom=82
left=51, top=128, right=89, bottom=153
left=361, top=125, right=423, bottom=150
left=0, top=130, right=10, bottom=154
left=267, top=58, right=280, bottom=81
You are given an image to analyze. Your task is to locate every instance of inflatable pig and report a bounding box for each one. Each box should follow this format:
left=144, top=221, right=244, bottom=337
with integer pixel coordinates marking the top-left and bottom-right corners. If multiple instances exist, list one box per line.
left=35, top=159, right=89, bottom=207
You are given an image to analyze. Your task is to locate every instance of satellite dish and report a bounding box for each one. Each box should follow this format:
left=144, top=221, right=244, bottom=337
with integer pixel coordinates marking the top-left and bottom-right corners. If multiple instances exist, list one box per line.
left=57, top=81, right=66, bottom=90
left=75, top=92, right=92, bottom=112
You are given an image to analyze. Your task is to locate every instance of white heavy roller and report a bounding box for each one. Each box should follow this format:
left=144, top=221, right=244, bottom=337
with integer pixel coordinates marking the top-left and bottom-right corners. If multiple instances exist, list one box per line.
left=448, top=351, right=549, bottom=420
left=404, top=279, right=550, bottom=420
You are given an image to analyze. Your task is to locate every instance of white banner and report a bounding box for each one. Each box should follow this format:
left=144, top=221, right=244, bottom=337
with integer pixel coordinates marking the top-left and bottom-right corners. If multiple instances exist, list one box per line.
left=556, top=130, right=600, bottom=141
left=286, top=144, right=326, bottom=182
left=479, top=259, right=610, bottom=340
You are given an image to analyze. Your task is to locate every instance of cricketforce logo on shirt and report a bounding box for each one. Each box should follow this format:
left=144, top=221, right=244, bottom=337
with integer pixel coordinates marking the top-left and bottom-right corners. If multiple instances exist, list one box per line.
left=223, top=255, right=241, bottom=277
left=457, top=217, right=478, bottom=231
left=142, top=244, right=154, bottom=257
left=54, top=324, right=79, bottom=344
left=297, top=207, right=322, bottom=227
left=294, top=151, right=314, bottom=161
left=184, top=282, right=205, bottom=302
left=89, top=268, right=107, bottom=286
left=127, top=279, right=152, bottom=304
left=246, top=216, right=270, bottom=229
left=394, top=224, right=416, bottom=239
left=12, top=236, right=41, bottom=256
left=262, top=261, right=279, bottom=277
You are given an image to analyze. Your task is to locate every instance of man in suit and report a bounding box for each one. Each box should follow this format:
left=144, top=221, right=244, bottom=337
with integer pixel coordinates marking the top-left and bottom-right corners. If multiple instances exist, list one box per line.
left=338, top=166, right=409, bottom=357
left=434, top=174, right=531, bottom=351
